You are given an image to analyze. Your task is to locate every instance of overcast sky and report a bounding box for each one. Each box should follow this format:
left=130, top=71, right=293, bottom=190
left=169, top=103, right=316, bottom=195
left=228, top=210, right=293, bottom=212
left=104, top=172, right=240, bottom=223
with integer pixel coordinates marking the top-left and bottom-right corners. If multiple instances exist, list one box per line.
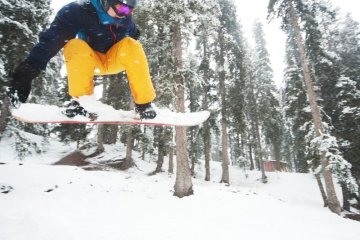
left=235, top=0, right=360, bottom=87
left=51, top=0, right=360, bottom=87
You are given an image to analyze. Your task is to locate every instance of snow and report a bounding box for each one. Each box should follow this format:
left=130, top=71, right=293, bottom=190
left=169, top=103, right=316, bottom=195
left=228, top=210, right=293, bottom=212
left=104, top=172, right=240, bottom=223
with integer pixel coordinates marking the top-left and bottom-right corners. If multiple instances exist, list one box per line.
left=0, top=17, right=33, bottom=36
left=1, top=141, right=360, bottom=240
left=0, top=58, right=4, bottom=76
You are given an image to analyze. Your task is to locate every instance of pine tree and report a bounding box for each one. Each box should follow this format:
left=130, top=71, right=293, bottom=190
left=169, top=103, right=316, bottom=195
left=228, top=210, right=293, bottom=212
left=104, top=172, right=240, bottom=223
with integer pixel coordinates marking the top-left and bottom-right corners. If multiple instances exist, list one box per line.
left=226, top=29, right=248, bottom=171
left=268, top=0, right=341, bottom=214
left=173, top=18, right=193, bottom=197
left=215, top=0, right=245, bottom=185
left=245, top=57, right=268, bottom=182
left=329, top=14, right=360, bottom=190
left=194, top=0, right=220, bottom=181
left=135, top=0, right=178, bottom=167
left=331, top=14, right=360, bottom=85
left=282, top=29, right=312, bottom=173
left=295, top=0, right=358, bottom=207
left=186, top=56, right=203, bottom=176
left=1, top=0, right=49, bottom=131
left=252, top=20, right=283, bottom=175
left=0, top=0, right=60, bottom=157
left=137, top=0, right=196, bottom=197
left=334, top=76, right=360, bottom=185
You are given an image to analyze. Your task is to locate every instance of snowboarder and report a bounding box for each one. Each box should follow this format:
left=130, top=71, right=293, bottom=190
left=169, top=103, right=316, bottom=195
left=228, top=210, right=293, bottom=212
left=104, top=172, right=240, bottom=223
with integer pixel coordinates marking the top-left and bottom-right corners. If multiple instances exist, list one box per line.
left=6, top=0, right=157, bottom=120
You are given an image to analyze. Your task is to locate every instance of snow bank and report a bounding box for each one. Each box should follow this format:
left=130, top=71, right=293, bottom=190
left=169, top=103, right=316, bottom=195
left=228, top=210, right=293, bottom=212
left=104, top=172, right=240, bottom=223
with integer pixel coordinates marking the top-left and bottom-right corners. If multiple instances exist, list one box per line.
left=0, top=144, right=359, bottom=240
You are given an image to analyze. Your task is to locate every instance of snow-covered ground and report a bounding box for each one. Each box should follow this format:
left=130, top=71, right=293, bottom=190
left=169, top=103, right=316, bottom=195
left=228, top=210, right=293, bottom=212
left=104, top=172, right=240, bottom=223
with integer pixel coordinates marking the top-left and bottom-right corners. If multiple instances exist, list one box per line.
left=1, top=138, right=359, bottom=240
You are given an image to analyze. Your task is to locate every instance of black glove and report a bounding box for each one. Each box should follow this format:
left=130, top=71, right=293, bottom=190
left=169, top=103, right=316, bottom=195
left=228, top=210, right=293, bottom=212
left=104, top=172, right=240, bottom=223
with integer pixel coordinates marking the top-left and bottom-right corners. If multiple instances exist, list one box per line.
left=132, top=28, right=140, bottom=40
left=135, top=102, right=157, bottom=120
left=10, top=60, right=41, bottom=103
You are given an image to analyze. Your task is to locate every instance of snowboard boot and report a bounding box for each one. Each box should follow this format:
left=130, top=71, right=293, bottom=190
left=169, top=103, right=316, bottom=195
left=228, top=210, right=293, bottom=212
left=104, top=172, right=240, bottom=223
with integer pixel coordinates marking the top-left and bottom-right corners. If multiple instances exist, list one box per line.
left=135, top=103, right=157, bottom=120
left=62, top=100, right=98, bottom=121
left=6, top=88, right=21, bottom=109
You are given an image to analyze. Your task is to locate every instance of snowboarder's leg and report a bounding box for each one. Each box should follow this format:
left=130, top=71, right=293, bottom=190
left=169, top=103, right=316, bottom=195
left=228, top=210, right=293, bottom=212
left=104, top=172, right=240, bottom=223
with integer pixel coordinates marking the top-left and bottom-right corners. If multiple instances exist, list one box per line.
left=62, top=39, right=105, bottom=120
left=106, top=37, right=156, bottom=104
left=64, top=39, right=105, bottom=97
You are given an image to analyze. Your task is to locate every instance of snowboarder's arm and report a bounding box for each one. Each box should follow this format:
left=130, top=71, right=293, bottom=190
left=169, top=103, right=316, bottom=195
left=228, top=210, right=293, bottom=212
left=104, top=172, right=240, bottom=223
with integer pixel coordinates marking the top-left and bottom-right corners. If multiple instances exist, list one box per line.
left=126, top=17, right=140, bottom=40
left=9, top=3, right=83, bottom=103
left=27, top=3, right=82, bottom=70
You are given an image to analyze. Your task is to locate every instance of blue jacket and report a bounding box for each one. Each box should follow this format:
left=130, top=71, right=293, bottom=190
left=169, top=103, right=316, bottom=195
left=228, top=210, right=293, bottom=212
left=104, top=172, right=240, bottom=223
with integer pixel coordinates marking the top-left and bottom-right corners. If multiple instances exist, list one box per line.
left=27, top=0, right=138, bottom=70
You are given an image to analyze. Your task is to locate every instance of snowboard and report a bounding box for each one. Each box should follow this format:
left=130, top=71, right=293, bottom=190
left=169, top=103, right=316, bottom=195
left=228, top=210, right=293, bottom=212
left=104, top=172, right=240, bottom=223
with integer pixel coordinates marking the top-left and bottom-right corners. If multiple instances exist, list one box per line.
left=11, top=103, right=210, bottom=127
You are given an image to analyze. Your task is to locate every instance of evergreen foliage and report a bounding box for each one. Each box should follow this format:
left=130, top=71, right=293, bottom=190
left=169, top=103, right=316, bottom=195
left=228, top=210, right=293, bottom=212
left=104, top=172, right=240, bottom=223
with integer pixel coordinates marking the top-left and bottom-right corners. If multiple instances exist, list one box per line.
left=0, top=0, right=62, bottom=157
left=329, top=14, right=360, bottom=182
left=269, top=0, right=359, bottom=212
left=282, top=26, right=313, bottom=172
left=251, top=20, right=283, bottom=164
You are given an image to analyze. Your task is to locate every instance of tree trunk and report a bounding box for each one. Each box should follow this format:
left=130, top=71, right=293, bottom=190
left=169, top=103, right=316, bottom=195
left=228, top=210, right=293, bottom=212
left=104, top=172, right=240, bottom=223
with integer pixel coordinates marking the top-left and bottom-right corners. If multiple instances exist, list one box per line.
left=151, top=127, right=165, bottom=175
left=96, top=78, right=107, bottom=154
left=341, top=183, right=351, bottom=211
left=172, top=22, right=193, bottom=197
left=219, top=36, right=230, bottom=185
left=201, top=40, right=211, bottom=182
left=236, top=133, right=242, bottom=165
left=315, top=173, right=328, bottom=207
left=0, top=95, right=9, bottom=140
left=203, top=111, right=211, bottom=181
left=122, top=100, right=135, bottom=170
left=102, top=126, right=118, bottom=144
left=250, top=75, right=267, bottom=182
left=220, top=122, right=230, bottom=184
left=358, top=179, right=360, bottom=206
left=189, top=127, right=196, bottom=176
left=102, top=76, right=119, bottom=144
left=255, top=119, right=267, bottom=183
left=96, top=125, right=105, bottom=154
left=273, top=143, right=282, bottom=171
left=290, top=2, right=341, bottom=214
left=190, top=155, right=196, bottom=176
left=168, top=144, right=174, bottom=174
left=141, top=127, right=147, bottom=161
left=248, top=135, right=255, bottom=170
left=174, top=126, right=193, bottom=197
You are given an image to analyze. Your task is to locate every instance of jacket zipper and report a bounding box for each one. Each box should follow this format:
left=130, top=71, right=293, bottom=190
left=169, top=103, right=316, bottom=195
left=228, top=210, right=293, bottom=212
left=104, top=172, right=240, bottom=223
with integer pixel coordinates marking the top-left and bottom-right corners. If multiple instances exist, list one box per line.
left=109, top=25, right=117, bottom=44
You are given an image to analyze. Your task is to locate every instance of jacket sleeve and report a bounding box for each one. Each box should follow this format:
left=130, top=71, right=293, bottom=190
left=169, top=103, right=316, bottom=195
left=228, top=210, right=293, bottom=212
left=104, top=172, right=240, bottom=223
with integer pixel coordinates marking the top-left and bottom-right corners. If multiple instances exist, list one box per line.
left=126, top=17, right=140, bottom=40
left=26, top=3, right=83, bottom=70
left=10, top=3, right=84, bottom=103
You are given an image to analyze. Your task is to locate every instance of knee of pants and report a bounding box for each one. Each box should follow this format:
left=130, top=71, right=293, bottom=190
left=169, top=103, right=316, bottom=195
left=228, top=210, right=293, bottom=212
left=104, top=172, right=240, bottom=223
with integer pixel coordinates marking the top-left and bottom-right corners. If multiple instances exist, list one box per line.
left=64, top=39, right=94, bottom=60
left=122, top=37, right=141, bottom=45
left=117, top=37, right=144, bottom=54
left=121, top=36, right=140, bottom=46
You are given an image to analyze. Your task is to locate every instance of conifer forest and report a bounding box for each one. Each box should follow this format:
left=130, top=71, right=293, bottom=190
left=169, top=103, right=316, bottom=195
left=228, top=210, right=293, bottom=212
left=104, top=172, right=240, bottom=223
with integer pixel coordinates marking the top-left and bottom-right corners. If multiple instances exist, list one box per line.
left=0, top=0, right=359, bottom=218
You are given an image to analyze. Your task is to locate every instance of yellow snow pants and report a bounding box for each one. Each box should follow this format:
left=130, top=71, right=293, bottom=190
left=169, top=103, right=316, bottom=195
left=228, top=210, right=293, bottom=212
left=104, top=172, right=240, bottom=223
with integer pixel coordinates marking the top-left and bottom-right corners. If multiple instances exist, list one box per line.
left=63, top=37, right=156, bottom=104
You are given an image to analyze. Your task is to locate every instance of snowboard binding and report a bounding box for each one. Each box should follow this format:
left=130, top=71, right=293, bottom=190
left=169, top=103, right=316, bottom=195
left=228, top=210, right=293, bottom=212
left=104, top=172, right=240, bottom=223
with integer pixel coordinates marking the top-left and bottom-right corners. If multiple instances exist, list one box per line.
left=135, top=103, right=157, bottom=120
left=62, top=100, right=98, bottom=121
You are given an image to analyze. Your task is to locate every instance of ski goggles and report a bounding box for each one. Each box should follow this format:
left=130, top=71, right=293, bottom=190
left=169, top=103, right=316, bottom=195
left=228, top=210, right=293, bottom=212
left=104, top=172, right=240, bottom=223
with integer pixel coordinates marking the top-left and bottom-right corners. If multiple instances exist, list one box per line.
left=112, top=3, right=133, bottom=17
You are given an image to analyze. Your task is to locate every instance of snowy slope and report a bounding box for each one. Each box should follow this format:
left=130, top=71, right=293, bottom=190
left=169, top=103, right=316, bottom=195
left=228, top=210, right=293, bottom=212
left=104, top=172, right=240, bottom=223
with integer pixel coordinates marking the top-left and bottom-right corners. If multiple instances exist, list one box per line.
left=0, top=142, right=360, bottom=240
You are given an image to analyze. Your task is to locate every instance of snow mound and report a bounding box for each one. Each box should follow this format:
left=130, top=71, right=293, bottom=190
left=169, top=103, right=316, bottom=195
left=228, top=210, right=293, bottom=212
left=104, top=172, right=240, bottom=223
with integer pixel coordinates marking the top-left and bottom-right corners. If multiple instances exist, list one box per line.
left=0, top=144, right=359, bottom=240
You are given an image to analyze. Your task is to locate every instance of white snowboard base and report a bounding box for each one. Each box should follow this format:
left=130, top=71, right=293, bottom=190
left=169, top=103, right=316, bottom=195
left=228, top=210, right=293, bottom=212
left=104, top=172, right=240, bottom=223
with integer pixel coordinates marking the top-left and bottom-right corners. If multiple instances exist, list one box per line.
left=11, top=103, right=210, bottom=127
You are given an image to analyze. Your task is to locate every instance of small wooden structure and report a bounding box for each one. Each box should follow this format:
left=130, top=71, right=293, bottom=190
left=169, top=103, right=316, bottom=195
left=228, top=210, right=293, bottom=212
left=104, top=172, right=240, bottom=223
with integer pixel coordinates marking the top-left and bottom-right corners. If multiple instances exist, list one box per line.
left=263, top=160, right=288, bottom=172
